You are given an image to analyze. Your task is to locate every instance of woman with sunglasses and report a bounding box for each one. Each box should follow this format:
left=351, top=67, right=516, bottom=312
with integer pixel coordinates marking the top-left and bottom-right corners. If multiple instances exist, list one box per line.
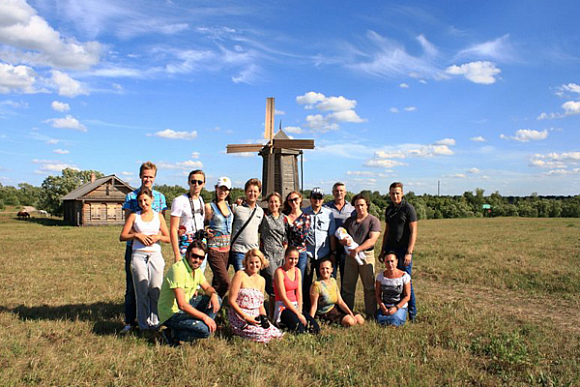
left=204, top=177, right=233, bottom=297
left=158, top=240, right=222, bottom=344
left=170, top=170, right=207, bottom=272
left=283, top=191, right=310, bottom=281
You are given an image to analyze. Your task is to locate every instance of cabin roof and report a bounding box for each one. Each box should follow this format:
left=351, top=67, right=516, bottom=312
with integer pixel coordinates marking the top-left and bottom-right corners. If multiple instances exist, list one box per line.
left=62, top=175, right=134, bottom=201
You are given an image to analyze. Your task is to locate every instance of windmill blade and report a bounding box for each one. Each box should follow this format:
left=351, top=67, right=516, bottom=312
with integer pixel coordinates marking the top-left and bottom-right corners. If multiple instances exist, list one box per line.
left=226, top=144, right=265, bottom=153
left=264, top=97, right=275, bottom=142
left=272, top=139, right=315, bottom=149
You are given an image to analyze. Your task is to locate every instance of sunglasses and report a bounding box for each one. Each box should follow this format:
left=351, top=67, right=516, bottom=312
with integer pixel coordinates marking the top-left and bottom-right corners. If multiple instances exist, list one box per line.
left=190, top=180, right=204, bottom=186
left=311, top=195, right=323, bottom=200
left=189, top=253, right=205, bottom=260
left=289, top=197, right=300, bottom=203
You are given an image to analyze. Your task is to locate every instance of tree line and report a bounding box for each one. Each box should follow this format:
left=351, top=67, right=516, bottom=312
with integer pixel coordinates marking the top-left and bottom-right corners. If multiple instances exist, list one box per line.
left=1, top=168, right=579, bottom=219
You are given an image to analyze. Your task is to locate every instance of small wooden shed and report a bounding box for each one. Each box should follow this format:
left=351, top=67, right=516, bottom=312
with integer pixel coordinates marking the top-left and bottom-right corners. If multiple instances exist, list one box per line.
left=62, top=175, right=134, bottom=226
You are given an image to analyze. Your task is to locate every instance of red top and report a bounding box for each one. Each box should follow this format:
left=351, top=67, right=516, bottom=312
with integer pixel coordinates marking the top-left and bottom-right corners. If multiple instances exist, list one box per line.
left=274, top=267, right=299, bottom=303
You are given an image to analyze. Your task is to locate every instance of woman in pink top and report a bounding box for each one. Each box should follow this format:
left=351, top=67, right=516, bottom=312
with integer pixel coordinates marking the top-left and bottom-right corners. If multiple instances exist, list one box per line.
left=273, top=246, right=319, bottom=334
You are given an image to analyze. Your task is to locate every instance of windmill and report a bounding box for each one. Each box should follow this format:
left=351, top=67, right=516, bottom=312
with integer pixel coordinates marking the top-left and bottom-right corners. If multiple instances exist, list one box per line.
left=226, top=97, right=314, bottom=198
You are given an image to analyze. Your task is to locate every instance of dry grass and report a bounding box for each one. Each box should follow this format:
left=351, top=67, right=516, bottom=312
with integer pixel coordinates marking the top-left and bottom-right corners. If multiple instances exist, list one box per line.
left=0, top=215, right=579, bottom=386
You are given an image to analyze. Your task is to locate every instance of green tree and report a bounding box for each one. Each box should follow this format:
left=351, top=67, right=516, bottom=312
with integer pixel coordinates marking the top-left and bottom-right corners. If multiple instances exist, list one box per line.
left=39, top=168, right=104, bottom=216
left=17, top=183, right=42, bottom=207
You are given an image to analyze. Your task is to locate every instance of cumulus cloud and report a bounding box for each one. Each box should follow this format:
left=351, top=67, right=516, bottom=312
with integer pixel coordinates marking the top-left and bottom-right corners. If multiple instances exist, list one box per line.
left=500, top=129, right=548, bottom=142
left=537, top=112, right=562, bottom=120
left=404, top=106, right=417, bottom=112
left=365, top=159, right=408, bottom=168
left=408, top=144, right=454, bottom=157
left=530, top=151, right=580, bottom=169
left=562, top=100, right=580, bottom=115
left=445, top=61, right=501, bottom=84
left=399, top=83, right=409, bottom=88
left=435, top=138, right=456, bottom=146
left=284, top=126, right=303, bottom=134
left=51, top=100, right=70, bottom=112
left=375, top=150, right=406, bottom=159
left=0, top=63, right=38, bottom=93
left=470, top=136, right=485, bottom=142
left=157, top=160, right=203, bottom=170
left=150, top=129, right=198, bottom=140
left=33, top=158, right=78, bottom=174
left=50, top=70, right=88, bottom=97
left=45, top=115, right=87, bottom=132
left=53, top=148, right=69, bottom=154
left=544, top=168, right=580, bottom=176
left=0, top=0, right=102, bottom=70
left=468, top=167, right=480, bottom=174
left=296, top=92, right=366, bottom=132
left=390, top=107, right=399, bottom=113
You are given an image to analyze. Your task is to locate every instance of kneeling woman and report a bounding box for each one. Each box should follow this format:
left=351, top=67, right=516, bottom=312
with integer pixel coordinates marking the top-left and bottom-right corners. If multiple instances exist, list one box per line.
left=157, top=240, right=222, bottom=343
left=309, top=258, right=364, bottom=327
left=119, top=187, right=170, bottom=333
left=375, top=253, right=411, bottom=327
left=273, top=247, right=319, bottom=334
left=228, top=249, right=284, bottom=343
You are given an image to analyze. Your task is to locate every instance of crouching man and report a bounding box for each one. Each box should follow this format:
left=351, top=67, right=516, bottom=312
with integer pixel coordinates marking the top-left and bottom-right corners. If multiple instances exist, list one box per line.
left=158, top=240, right=222, bottom=344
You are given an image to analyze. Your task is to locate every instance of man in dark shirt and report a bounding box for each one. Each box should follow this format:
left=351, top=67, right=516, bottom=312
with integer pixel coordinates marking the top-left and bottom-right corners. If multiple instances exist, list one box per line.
left=379, top=182, right=418, bottom=321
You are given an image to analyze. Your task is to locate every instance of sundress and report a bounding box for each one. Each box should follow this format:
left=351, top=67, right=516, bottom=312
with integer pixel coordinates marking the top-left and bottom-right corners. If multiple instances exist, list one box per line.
left=228, top=288, right=284, bottom=343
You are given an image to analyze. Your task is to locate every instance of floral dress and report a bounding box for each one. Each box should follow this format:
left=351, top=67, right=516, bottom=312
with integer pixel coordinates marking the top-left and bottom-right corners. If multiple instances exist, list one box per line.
left=285, top=212, right=311, bottom=252
left=228, top=288, right=284, bottom=343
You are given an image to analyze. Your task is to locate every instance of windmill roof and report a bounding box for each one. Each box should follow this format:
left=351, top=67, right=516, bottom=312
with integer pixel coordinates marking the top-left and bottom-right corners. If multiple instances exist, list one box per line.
left=274, top=129, right=290, bottom=140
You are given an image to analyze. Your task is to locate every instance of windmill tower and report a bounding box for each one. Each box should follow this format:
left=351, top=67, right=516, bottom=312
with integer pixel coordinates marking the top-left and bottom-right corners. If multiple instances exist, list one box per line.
left=226, top=98, right=314, bottom=198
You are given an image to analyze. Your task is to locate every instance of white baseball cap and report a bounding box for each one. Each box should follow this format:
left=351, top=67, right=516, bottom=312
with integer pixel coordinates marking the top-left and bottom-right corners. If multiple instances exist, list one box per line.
left=216, top=176, right=232, bottom=189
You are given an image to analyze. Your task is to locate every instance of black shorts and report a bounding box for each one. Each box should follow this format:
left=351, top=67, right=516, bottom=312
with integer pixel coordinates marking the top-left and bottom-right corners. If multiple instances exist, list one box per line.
left=318, top=305, right=347, bottom=324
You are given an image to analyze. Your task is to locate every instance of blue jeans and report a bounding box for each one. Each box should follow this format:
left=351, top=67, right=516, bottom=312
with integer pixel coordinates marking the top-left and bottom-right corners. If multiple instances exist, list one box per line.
left=376, top=307, right=407, bottom=327
left=392, top=247, right=416, bottom=319
left=164, top=294, right=222, bottom=341
left=229, top=251, right=246, bottom=272
left=297, top=251, right=308, bottom=281
left=124, top=244, right=136, bottom=325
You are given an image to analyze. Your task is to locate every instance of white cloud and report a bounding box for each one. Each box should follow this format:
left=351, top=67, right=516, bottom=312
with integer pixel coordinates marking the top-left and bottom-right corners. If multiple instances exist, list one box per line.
left=284, top=126, right=303, bottom=134
left=500, top=129, right=548, bottom=142
left=375, top=151, right=406, bottom=159
left=150, top=129, right=198, bottom=140
left=0, top=0, right=102, bottom=70
left=45, top=115, right=87, bottom=132
left=349, top=31, right=440, bottom=80
left=445, top=61, right=501, bottom=84
left=50, top=70, right=88, bottom=97
left=191, top=152, right=200, bottom=159
left=399, top=83, right=409, bottom=88
left=296, top=92, right=325, bottom=108
left=470, top=136, right=486, bottom=142
left=231, top=63, right=261, bottom=85
left=365, top=159, right=408, bottom=168
left=468, top=168, right=480, bottom=174
left=449, top=173, right=467, bottom=178
left=0, top=63, right=38, bottom=93
left=296, top=92, right=366, bottom=132
left=157, top=160, right=204, bottom=170
left=455, top=35, right=514, bottom=62
left=530, top=151, right=580, bottom=169
left=404, top=106, right=417, bottom=112
left=33, top=159, right=78, bottom=174
left=562, top=100, right=580, bottom=115
left=560, top=83, right=580, bottom=95
left=390, top=107, right=399, bottom=113
left=53, top=148, right=69, bottom=154
left=408, top=144, right=454, bottom=156
left=544, top=168, right=580, bottom=176
left=435, top=138, right=456, bottom=146
left=51, top=100, right=70, bottom=112
left=537, top=112, right=562, bottom=120
left=120, top=171, right=134, bottom=176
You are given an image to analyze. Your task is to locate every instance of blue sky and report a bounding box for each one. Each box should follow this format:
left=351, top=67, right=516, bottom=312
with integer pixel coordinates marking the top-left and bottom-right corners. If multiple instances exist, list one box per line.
left=1, top=0, right=579, bottom=196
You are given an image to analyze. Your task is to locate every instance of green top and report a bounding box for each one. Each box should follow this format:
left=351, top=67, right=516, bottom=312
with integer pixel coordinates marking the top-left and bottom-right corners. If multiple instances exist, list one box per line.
left=313, top=278, right=339, bottom=315
left=158, top=259, right=205, bottom=323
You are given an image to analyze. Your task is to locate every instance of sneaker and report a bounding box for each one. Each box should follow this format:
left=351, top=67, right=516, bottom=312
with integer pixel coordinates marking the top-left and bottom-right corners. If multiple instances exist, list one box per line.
left=119, top=324, right=135, bottom=335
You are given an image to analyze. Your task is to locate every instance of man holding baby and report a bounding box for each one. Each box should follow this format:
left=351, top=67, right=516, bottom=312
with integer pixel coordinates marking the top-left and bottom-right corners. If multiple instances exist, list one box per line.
left=340, top=193, right=380, bottom=319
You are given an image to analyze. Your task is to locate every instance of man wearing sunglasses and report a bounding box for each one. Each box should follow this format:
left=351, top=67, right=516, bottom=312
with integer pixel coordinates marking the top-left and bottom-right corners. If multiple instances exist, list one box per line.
left=158, top=240, right=222, bottom=344
left=170, top=170, right=208, bottom=275
left=303, top=187, right=336, bottom=310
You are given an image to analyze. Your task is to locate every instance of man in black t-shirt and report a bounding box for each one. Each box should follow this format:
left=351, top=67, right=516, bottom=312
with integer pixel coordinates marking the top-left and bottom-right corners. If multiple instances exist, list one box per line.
left=379, top=182, right=418, bottom=321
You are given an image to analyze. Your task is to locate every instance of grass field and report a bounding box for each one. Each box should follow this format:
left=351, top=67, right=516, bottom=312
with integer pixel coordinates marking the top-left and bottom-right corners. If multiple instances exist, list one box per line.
left=1, top=215, right=579, bottom=386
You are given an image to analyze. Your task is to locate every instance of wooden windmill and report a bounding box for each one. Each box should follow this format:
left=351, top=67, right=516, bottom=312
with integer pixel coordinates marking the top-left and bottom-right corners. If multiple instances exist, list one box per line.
left=226, top=97, right=314, bottom=198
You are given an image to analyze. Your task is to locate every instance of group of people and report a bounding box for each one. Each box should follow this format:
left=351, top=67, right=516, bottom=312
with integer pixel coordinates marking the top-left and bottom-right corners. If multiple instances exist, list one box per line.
left=119, top=161, right=418, bottom=345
